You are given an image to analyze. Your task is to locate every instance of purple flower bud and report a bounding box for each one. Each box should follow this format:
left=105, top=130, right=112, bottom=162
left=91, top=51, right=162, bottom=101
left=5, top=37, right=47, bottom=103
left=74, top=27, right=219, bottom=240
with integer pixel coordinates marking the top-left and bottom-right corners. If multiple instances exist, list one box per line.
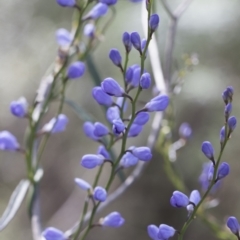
left=116, top=97, right=128, bottom=112
left=128, top=124, right=143, bottom=137
left=225, top=103, right=232, bottom=116
left=93, top=122, right=109, bottom=137
left=134, top=112, right=150, bottom=125
left=227, top=216, right=239, bottom=235
left=170, top=191, right=189, bottom=208
left=83, top=122, right=99, bottom=141
left=220, top=126, right=225, bottom=144
left=141, top=39, right=147, bottom=53
left=56, top=28, right=73, bottom=47
left=99, top=0, right=117, bottom=5
left=56, top=0, right=75, bottom=7
left=112, top=119, right=125, bottom=135
left=207, top=163, right=214, bottom=181
left=147, top=225, right=159, bottom=240
left=74, top=178, right=92, bottom=190
left=86, top=3, right=108, bottom=19
left=120, top=152, right=138, bottom=168
left=201, top=141, right=214, bottom=160
left=106, top=106, right=120, bottom=123
left=189, top=190, right=201, bottom=206
left=10, top=97, right=28, bottom=118
left=102, top=212, right=125, bottom=228
left=81, top=154, right=104, bottom=169
left=222, top=86, right=234, bottom=104
left=97, top=145, right=110, bottom=159
left=140, top=72, right=151, bottom=89
left=217, top=162, right=230, bottom=180
left=131, top=32, right=141, bottom=51
left=92, top=87, right=113, bottom=106
left=93, top=186, right=107, bottom=202
left=199, top=162, right=214, bottom=191
left=42, top=227, right=66, bottom=240
left=42, top=114, right=69, bottom=133
left=158, top=224, right=176, bottom=240
left=83, top=23, right=95, bottom=38
left=101, top=78, right=124, bottom=97
left=131, top=66, right=141, bottom=87
left=0, top=131, right=20, bottom=151
left=109, top=49, right=122, bottom=66
left=149, top=14, right=160, bottom=31
left=179, top=123, right=192, bottom=139
left=145, top=95, right=169, bottom=112
left=122, top=32, right=132, bottom=52
left=125, top=67, right=133, bottom=83
left=67, top=61, right=85, bottom=79
left=228, top=116, right=237, bottom=131
left=132, top=146, right=152, bottom=161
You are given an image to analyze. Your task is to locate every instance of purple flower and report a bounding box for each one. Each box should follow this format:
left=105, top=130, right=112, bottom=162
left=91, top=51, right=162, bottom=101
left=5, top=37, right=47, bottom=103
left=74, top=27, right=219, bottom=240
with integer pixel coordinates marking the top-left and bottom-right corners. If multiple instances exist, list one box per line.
left=75, top=178, right=92, bottom=190
left=92, top=87, right=113, bottom=106
left=120, top=152, right=138, bottom=168
left=227, top=216, right=239, bottom=235
left=83, top=23, right=95, bottom=38
left=145, top=95, right=169, bottom=112
left=83, top=122, right=99, bottom=141
left=189, top=190, right=201, bottom=206
left=97, top=145, right=110, bottom=159
left=93, top=122, right=109, bottom=137
left=132, top=146, right=152, bottom=161
left=179, top=123, right=192, bottom=139
left=106, top=106, right=120, bottom=123
left=10, top=97, right=28, bottom=118
left=147, top=225, right=159, bottom=240
left=158, top=224, right=176, bottom=240
left=101, top=78, right=124, bottom=97
left=0, top=131, right=20, bottom=151
left=86, top=3, right=108, bottom=19
left=222, top=86, right=234, bottom=104
left=125, top=67, right=133, bottom=83
left=201, top=141, right=214, bottom=161
left=225, top=103, right=232, bottom=116
left=56, top=28, right=73, bottom=47
left=131, top=65, right=141, bottom=87
left=217, top=162, right=230, bottom=180
left=134, top=112, right=150, bottom=125
left=67, top=61, right=85, bottom=79
left=220, top=126, right=226, bottom=144
left=42, top=227, right=66, bottom=240
left=102, top=212, right=125, bottom=228
left=112, top=119, right=125, bottom=135
left=56, top=0, right=75, bottom=7
left=128, top=124, right=143, bottom=137
left=131, top=32, right=141, bottom=51
left=99, top=0, right=117, bottom=5
left=81, top=154, right=104, bottom=169
left=109, top=49, right=122, bottom=66
left=122, top=32, right=132, bottom=52
left=149, top=14, right=160, bottom=31
left=93, top=186, right=107, bottom=202
left=228, top=116, right=237, bottom=131
left=170, top=191, right=189, bottom=208
left=42, top=114, right=68, bottom=133
left=207, top=163, right=214, bottom=181
left=140, top=72, right=151, bottom=89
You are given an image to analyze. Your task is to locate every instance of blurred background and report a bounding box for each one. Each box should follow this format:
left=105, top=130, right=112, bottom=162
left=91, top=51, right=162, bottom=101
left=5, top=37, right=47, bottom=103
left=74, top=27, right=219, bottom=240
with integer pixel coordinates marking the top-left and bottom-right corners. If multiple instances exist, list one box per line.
left=0, top=0, right=240, bottom=239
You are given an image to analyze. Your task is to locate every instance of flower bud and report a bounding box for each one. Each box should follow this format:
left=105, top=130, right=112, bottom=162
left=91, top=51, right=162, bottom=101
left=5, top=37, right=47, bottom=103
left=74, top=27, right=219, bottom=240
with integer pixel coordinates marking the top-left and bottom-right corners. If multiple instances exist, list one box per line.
left=109, top=49, right=122, bottom=67
left=120, top=152, right=138, bottom=168
left=179, top=123, right=192, bottom=139
left=170, top=191, right=189, bottom=208
left=112, top=119, right=125, bottom=135
left=74, top=178, right=92, bottom=191
left=225, top=103, right=232, bottom=117
left=42, top=227, right=65, bottom=240
left=97, top=145, right=110, bottom=159
left=131, top=65, right=141, bottom=87
left=201, top=141, right=214, bottom=161
left=0, top=131, right=20, bottom=151
left=158, top=224, right=176, bottom=240
left=81, top=154, right=104, bottom=169
left=83, top=23, right=95, bottom=38
left=10, top=97, right=28, bottom=118
left=147, top=225, right=159, bottom=240
left=67, top=61, right=85, bottom=79
left=227, top=216, right=239, bottom=235
left=128, top=124, right=143, bottom=137
left=145, top=95, right=169, bottom=112
left=130, top=32, right=141, bottom=52
left=132, top=146, right=152, bottom=161
left=101, top=78, right=124, bottom=97
left=141, top=39, right=147, bottom=54
left=42, top=114, right=68, bottom=133
left=189, top=190, right=201, bottom=206
left=134, top=112, right=150, bottom=125
left=101, top=212, right=125, bottom=228
left=140, top=72, right=151, bottom=89
left=86, top=3, right=108, bottom=19
left=83, top=122, right=99, bottom=141
left=220, top=126, right=225, bottom=144
left=106, top=106, right=120, bottom=123
left=228, top=116, right=237, bottom=131
left=207, top=163, right=214, bottom=181
left=56, top=28, right=73, bottom=47
left=99, top=0, right=117, bottom=5
left=222, top=86, right=234, bottom=104
left=149, top=14, right=160, bottom=31
left=217, top=162, right=230, bottom=180
left=125, top=67, right=133, bottom=83
left=92, top=87, right=113, bottom=106
left=93, top=122, right=109, bottom=137
left=122, top=32, right=132, bottom=52
left=93, top=186, right=107, bottom=202
left=56, top=0, right=75, bottom=7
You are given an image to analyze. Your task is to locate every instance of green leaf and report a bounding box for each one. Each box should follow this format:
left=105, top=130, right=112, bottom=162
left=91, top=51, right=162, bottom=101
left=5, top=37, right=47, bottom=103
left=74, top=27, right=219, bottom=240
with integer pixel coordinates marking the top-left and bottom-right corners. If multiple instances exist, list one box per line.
left=0, top=180, right=30, bottom=231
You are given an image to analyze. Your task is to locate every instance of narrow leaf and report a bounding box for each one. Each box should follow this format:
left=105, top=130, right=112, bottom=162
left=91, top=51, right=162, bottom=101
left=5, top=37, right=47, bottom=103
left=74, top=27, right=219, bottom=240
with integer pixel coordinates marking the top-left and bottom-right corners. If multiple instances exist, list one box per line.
left=0, top=180, right=30, bottom=231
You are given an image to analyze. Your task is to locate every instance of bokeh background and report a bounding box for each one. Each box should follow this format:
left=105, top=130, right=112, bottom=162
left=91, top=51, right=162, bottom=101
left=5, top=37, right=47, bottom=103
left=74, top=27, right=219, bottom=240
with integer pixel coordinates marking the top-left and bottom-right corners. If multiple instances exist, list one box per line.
left=0, top=0, right=240, bottom=239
